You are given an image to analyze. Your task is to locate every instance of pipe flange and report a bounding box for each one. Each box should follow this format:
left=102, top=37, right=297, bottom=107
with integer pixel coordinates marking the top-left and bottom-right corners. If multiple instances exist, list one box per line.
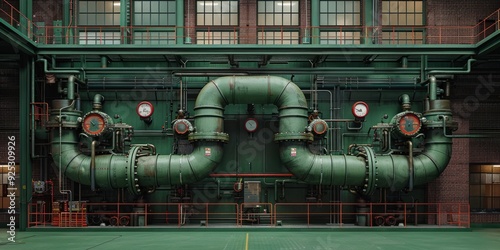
left=188, top=132, right=229, bottom=142
left=46, top=110, right=82, bottom=129
left=274, top=132, right=314, bottom=142
left=127, top=146, right=142, bottom=195
left=358, top=146, right=377, bottom=195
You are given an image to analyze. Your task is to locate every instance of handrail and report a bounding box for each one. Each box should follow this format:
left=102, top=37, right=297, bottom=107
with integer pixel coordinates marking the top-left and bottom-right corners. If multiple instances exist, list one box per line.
left=27, top=201, right=470, bottom=228
left=1, top=2, right=499, bottom=46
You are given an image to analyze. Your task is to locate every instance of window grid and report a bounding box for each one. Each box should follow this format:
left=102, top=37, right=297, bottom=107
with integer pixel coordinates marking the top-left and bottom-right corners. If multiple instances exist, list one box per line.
left=381, top=30, right=423, bottom=44
left=382, top=0, right=423, bottom=26
left=196, top=31, right=239, bottom=44
left=133, top=0, right=177, bottom=26
left=257, top=31, right=299, bottom=44
left=78, top=0, right=121, bottom=26
left=320, top=31, right=361, bottom=44
left=257, top=1, right=299, bottom=26
left=134, top=31, right=176, bottom=45
left=319, top=1, right=361, bottom=26
left=79, top=31, right=121, bottom=45
left=470, top=164, right=500, bottom=212
left=196, top=1, right=239, bottom=26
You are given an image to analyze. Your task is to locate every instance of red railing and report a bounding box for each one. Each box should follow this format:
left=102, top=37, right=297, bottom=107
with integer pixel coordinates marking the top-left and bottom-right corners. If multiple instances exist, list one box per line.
left=1, top=0, right=499, bottom=46
left=0, top=0, right=36, bottom=38
left=27, top=201, right=469, bottom=228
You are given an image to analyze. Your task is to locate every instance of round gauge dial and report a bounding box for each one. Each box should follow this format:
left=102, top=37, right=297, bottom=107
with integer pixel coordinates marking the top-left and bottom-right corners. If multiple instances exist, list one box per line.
left=137, top=101, right=154, bottom=118
left=244, top=118, right=258, bottom=133
left=82, top=113, right=107, bottom=136
left=397, top=113, right=422, bottom=137
left=352, top=101, right=369, bottom=118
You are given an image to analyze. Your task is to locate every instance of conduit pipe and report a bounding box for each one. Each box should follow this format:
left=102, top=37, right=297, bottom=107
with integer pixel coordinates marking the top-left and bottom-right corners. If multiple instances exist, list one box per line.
left=50, top=76, right=454, bottom=195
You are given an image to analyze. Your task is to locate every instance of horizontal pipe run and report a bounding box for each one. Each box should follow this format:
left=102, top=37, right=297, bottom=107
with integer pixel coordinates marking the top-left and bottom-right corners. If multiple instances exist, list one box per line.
left=209, top=173, right=294, bottom=178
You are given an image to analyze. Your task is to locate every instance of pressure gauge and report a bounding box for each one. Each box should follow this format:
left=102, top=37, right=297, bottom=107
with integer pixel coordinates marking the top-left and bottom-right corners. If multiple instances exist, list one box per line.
left=244, top=118, right=258, bottom=133
left=82, top=111, right=110, bottom=136
left=352, top=101, right=369, bottom=119
left=136, top=101, right=154, bottom=118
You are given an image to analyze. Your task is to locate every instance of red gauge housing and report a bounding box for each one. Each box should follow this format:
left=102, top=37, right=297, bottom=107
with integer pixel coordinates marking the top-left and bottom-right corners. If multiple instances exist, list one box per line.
left=244, top=118, right=258, bottom=133
left=397, top=113, right=422, bottom=137
left=136, top=101, right=154, bottom=118
left=352, top=101, right=369, bottom=119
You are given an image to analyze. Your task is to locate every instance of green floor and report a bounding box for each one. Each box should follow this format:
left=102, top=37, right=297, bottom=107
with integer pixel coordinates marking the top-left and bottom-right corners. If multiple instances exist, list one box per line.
left=1, top=228, right=500, bottom=250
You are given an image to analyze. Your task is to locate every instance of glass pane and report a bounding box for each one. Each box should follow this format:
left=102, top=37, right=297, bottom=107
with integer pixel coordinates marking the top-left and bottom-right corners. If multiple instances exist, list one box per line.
left=197, top=14, right=205, bottom=25
left=151, top=14, right=159, bottom=24
left=337, top=14, right=345, bottom=25
left=258, top=14, right=265, bottom=25
left=230, top=14, right=238, bottom=25
left=398, top=14, right=406, bottom=25
left=105, top=1, right=113, bottom=12
left=354, top=1, right=360, bottom=12
left=353, top=14, right=360, bottom=25
left=320, top=1, right=327, bottom=12
left=79, top=14, right=88, bottom=25
left=230, top=1, right=238, bottom=12
left=266, top=14, right=274, bottom=25
left=168, top=1, right=176, bottom=11
left=168, top=14, right=176, bottom=25
left=415, top=1, right=422, bottom=12
left=87, top=14, right=96, bottom=25
left=214, top=14, right=222, bottom=25
left=88, top=1, right=96, bottom=12
left=275, top=14, right=283, bottom=25
left=222, top=1, right=230, bottom=12
left=97, top=2, right=105, bottom=12
left=80, top=2, right=88, bottom=12
left=390, top=14, right=398, bottom=24
left=291, top=14, right=299, bottom=25
left=337, top=1, right=344, bottom=12
left=398, top=1, right=406, bottom=12
left=97, top=14, right=105, bottom=24
left=415, top=15, right=423, bottom=25
left=258, top=2, right=265, bottom=12
left=160, top=14, right=167, bottom=24
left=382, top=1, right=390, bottom=12
left=160, top=1, right=168, bottom=12
left=135, top=1, right=142, bottom=12
left=197, top=1, right=204, bottom=12
left=390, top=1, right=398, bottom=12
left=345, top=1, right=353, bottom=12
left=407, top=1, right=415, bottom=12
left=320, top=14, right=328, bottom=25
left=143, top=1, right=150, bottom=12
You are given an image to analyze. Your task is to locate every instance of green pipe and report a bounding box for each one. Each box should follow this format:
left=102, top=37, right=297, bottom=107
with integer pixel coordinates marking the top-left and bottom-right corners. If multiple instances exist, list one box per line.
left=50, top=76, right=454, bottom=195
left=429, top=76, right=437, bottom=101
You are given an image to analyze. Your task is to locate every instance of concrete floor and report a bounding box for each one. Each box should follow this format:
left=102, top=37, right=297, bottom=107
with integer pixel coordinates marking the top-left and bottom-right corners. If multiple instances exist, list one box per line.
left=1, top=228, right=500, bottom=250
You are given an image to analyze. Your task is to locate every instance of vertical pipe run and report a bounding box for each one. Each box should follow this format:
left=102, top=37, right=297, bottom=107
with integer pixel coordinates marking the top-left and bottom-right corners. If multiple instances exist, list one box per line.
left=91, top=140, right=97, bottom=191
left=407, top=141, right=413, bottom=192
left=429, top=76, right=437, bottom=101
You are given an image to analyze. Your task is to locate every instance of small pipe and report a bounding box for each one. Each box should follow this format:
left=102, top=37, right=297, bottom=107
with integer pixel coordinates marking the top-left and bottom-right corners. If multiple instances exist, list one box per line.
left=399, top=94, right=411, bottom=110
left=91, top=140, right=97, bottom=191
left=407, top=141, right=413, bottom=192
left=428, top=58, right=476, bottom=75
left=92, top=94, right=104, bottom=110
left=209, top=173, right=294, bottom=178
left=100, top=56, right=108, bottom=68
left=429, top=76, right=437, bottom=101
left=439, top=117, right=489, bottom=138
left=67, top=75, right=85, bottom=100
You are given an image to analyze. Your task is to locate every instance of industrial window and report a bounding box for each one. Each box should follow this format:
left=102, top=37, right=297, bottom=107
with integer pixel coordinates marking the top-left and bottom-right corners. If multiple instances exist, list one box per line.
left=133, top=0, right=176, bottom=26
left=133, top=31, right=176, bottom=45
left=320, top=31, right=361, bottom=44
left=470, top=164, right=500, bottom=212
left=257, top=31, right=299, bottom=44
left=381, top=0, right=423, bottom=26
left=319, top=0, right=361, bottom=26
left=196, top=1, right=239, bottom=26
left=381, top=30, right=423, bottom=44
left=196, top=31, right=239, bottom=44
left=257, top=1, right=299, bottom=26
left=78, top=31, right=121, bottom=44
left=78, top=0, right=121, bottom=26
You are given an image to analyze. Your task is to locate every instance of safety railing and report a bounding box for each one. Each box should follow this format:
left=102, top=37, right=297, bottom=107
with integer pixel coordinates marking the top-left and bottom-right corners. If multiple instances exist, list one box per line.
left=0, top=0, right=35, bottom=38
left=1, top=1, right=499, bottom=46
left=27, top=201, right=469, bottom=228
left=273, top=202, right=470, bottom=228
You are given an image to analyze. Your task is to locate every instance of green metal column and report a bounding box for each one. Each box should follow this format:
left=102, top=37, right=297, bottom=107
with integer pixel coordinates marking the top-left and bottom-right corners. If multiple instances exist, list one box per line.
left=19, top=55, right=33, bottom=231
left=62, top=0, right=72, bottom=44
left=363, top=0, right=375, bottom=44
left=121, top=0, right=129, bottom=44
left=19, top=0, right=32, bottom=36
left=176, top=0, right=185, bottom=44
left=311, top=0, right=320, bottom=44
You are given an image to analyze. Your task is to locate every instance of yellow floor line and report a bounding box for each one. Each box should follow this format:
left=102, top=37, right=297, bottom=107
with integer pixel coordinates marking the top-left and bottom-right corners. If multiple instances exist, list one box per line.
left=245, top=233, right=249, bottom=250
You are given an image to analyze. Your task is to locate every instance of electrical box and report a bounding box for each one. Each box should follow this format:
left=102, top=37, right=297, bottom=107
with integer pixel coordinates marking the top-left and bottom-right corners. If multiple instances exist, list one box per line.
left=244, top=181, right=261, bottom=207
